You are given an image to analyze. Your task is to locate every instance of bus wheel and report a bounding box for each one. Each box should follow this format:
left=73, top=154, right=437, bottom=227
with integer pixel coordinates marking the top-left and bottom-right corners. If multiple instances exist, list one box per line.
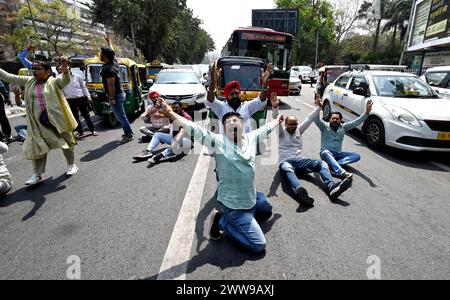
left=104, top=113, right=118, bottom=128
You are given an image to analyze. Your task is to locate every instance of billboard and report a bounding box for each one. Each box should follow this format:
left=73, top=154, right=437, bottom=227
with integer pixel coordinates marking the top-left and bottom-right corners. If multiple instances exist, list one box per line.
left=408, top=0, right=450, bottom=51
left=252, top=9, right=298, bottom=35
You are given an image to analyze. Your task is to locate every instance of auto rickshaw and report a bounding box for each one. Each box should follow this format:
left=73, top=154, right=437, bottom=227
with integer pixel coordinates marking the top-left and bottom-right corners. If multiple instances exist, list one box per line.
left=210, top=56, right=267, bottom=129
left=84, top=57, right=148, bottom=127
left=145, top=60, right=169, bottom=87
left=18, top=68, right=31, bottom=76
left=319, top=65, right=350, bottom=87
left=137, top=63, right=150, bottom=91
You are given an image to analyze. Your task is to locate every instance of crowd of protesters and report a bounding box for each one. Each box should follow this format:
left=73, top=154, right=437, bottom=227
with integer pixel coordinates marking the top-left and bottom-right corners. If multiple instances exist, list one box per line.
left=0, top=41, right=373, bottom=256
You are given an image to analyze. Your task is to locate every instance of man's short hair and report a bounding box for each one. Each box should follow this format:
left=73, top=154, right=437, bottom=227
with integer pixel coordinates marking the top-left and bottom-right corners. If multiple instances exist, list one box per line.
left=101, top=47, right=115, bottom=62
left=222, top=111, right=244, bottom=125
left=331, top=112, right=343, bottom=120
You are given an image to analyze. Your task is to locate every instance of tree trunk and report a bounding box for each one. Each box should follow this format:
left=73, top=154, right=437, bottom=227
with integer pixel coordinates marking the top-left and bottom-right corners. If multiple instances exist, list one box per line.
left=391, top=24, right=397, bottom=48
left=372, top=19, right=382, bottom=62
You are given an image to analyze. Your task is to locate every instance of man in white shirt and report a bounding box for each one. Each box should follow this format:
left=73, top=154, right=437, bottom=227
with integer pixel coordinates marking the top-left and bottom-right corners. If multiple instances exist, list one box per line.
left=273, top=94, right=352, bottom=206
left=206, top=61, right=273, bottom=133
left=57, top=65, right=97, bottom=138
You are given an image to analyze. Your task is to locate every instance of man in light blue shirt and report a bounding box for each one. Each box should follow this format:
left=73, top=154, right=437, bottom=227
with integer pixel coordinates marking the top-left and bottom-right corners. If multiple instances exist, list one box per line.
left=315, top=100, right=373, bottom=178
left=157, top=98, right=284, bottom=255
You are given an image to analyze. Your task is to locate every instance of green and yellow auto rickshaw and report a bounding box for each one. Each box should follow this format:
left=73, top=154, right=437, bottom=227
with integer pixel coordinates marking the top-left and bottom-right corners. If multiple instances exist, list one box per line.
left=84, top=57, right=148, bottom=127
left=210, top=56, right=268, bottom=129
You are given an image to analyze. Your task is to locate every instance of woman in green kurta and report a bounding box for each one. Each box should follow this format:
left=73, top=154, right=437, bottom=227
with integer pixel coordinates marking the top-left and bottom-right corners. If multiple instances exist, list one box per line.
left=0, top=57, right=79, bottom=186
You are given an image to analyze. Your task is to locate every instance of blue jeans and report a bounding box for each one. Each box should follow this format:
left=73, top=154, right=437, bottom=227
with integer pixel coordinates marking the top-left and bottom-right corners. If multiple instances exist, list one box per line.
left=14, top=124, right=27, bottom=139
left=147, top=132, right=189, bottom=157
left=279, top=158, right=335, bottom=192
left=320, top=150, right=361, bottom=176
left=218, top=192, right=272, bottom=254
left=111, top=93, right=133, bottom=137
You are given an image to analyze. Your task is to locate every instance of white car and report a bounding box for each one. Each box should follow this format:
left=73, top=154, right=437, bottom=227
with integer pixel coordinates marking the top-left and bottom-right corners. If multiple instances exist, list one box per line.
left=322, top=70, right=450, bottom=152
left=289, top=69, right=302, bottom=95
left=420, top=66, right=450, bottom=99
left=292, top=66, right=317, bottom=83
left=150, top=69, right=207, bottom=116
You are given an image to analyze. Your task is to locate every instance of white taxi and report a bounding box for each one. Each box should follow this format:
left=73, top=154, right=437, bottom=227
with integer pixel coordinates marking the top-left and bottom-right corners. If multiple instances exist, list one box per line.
left=322, top=71, right=450, bottom=152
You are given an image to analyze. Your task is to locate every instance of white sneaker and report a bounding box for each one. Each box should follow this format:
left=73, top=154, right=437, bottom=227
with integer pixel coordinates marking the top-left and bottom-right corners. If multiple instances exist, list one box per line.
left=25, top=174, right=42, bottom=186
left=66, top=164, right=78, bottom=176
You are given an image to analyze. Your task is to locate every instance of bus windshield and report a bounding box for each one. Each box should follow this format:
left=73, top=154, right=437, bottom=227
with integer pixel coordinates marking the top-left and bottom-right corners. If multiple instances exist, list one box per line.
left=222, top=65, right=262, bottom=90
left=238, top=40, right=290, bottom=71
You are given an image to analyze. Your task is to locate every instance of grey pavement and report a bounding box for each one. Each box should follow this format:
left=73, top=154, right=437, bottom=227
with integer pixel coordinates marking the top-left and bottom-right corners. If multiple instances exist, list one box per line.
left=0, top=85, right=449, bottom=280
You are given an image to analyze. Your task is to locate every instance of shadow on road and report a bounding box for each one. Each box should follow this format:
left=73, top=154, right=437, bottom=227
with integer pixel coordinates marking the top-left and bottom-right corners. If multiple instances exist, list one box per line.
left=80, top=141, right=121, bottom=162
left=141, top=192, right=281, bottom=280
left=0, top=175, right=69, bottom=221
left=346, top=129, right=450, bottom=172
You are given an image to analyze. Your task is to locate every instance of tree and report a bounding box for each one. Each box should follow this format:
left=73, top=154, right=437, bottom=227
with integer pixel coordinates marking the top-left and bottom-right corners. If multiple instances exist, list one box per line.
left=5, top=0, right=84, bottom=58
left=276, top=0, right=335, bottom=66
left=90, top=0, right=213, bottom=63
left=330, top=0, right=361, bottom=63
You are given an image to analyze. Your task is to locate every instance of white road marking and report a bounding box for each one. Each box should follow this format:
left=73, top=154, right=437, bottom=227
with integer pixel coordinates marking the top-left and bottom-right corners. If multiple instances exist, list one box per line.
left=157, top=145, right=211, bottom=280
left=429, top=161, right=450, bottom=172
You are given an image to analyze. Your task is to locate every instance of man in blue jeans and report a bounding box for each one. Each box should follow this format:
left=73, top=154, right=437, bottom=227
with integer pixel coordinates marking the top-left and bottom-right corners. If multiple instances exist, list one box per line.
left=273, top=94, right=352, bottom=205
left=156, top=97, right=284, bottom=254
left=315, top=100, right=373, bottom=178
left=100, top=47, right=134, bottom=143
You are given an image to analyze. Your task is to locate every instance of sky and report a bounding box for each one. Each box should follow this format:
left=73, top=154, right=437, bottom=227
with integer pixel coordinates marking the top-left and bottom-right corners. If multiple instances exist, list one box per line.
left=186, top=0, right=275, bottom=52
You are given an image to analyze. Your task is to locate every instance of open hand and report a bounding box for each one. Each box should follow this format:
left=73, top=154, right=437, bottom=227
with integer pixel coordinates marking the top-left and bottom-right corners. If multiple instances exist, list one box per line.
left=270, top=92, right=279, bottom=108
left=261, top=63, right=273, bottom=86
left=366, top=99, right=373, bottom=114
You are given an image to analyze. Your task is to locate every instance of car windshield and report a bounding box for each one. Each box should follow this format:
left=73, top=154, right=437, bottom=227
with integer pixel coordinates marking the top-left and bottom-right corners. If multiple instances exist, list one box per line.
left=373, top=75, right=438, bottom=98
left=222, top=65, right=262, bottom=90
left=87, top=64, right=129, bottom=83
left=290, top=70, right=299, bottom=78
left=300, top=66, right=312, bottom=73
left=326, top=68, right=347, bottom=83
left=147, top=67, right=163, bottom=76
left=155, top=71, right=199, bottom=84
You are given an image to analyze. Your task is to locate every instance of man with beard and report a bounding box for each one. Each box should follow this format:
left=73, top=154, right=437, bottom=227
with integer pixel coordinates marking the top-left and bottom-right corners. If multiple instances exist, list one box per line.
left=273, top=94, right=352, bottom=205
left=206, top=60, right=274, bottom=133
left=155, top=97, right=284, bottom=254
left=315, top=100, right=373, bottom=179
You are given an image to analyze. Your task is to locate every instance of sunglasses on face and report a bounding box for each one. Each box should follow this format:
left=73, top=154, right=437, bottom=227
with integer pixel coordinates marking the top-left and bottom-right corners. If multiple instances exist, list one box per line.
left=229, top=91, right=240, bottom=97
left=286, top=122, right=298, bottom=127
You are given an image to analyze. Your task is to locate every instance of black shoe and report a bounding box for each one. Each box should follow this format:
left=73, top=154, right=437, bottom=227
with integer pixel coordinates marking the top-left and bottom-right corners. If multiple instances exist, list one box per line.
left=329, top=177, right=352, bottom=199
left=295, top=187, right=314, bottom=206
left=148, top=153, right=164, bottom=164
left=209, top=210, right=223, bottom=240
left=133, top=149, right=154, bottom=161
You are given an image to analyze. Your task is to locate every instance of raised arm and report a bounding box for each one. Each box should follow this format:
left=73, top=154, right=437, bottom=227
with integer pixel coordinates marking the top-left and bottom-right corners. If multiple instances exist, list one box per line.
left=0, top=68, right=31, bottom=87
left=258, top=63, right=273, bottom=102
left=254, top=113, right=285, bottom=143
left=54, top=56, right=71, bottom=89
left=298, top=95, right=322, bottom=134
left=342, top=99, right=373, bottom=131
left=206, top=60, right=220, bottom=103
left=17, top=43, right=36, bottom=70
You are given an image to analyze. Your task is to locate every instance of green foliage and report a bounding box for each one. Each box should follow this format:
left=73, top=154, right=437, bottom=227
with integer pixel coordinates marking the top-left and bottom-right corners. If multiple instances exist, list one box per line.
left=90, top=0, right=214, bottom=64
left=5, top=0, right=83, bottom=58
left=276, top=0, right=335, bottom=66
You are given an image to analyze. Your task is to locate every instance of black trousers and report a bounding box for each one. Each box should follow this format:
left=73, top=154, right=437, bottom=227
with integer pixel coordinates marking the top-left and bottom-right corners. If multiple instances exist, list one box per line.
left=67, top=97, right=95, bottom=134
left=0, top=95, right=12, bottom=139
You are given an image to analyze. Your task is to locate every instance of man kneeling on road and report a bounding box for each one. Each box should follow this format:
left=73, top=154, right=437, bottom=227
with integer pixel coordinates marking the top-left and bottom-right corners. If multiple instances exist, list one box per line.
left=156, top=98, right=284, bottom=255
left=273, top=94, right=352, bottom=205
left=315, top=99, right=373, bottom=178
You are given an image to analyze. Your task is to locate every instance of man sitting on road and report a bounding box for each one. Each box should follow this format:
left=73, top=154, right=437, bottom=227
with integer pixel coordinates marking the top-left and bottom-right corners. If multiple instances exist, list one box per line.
left=273, top=94, right=352, bottom=206
left=206, top=60, right=273, bottom=134
left=315, top=100, right=373, bottom=178
left=139, top=91, right=170, bottom=138
left=156, top=98, right=284, bottom=255
left=133, top=102, right=192, bottom=162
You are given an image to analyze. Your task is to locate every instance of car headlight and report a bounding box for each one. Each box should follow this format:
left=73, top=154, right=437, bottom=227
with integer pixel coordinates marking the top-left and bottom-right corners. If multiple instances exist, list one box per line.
left=196, top=92, right=206, bottom=99
left=383, top=104, right=422, bottom=127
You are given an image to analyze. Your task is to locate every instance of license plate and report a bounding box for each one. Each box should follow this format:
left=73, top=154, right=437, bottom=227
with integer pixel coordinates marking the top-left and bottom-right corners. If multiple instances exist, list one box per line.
left=437, top=132, right=450, bottom=140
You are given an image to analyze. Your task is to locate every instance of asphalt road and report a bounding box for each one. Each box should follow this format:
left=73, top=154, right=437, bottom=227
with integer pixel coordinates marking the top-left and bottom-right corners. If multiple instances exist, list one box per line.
left=1, top=85, right=449, bottom=280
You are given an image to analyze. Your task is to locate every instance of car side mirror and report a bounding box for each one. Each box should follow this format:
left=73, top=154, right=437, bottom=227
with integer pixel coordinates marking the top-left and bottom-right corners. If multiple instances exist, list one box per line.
left=434, top=89, right=440, bottom=94
left=353, top=86, right=369, bottom=96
